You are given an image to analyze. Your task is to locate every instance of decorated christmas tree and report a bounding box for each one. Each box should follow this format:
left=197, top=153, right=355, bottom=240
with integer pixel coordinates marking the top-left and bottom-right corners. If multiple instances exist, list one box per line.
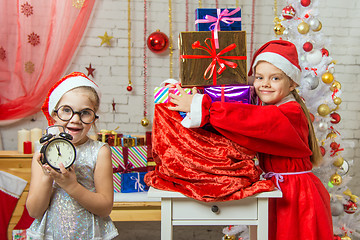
left=223, top=0, right=359, bottom=239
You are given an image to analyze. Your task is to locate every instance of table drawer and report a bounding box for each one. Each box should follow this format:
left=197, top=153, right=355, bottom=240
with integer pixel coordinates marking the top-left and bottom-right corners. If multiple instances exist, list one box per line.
left=172, top=198, right=258, bottom=220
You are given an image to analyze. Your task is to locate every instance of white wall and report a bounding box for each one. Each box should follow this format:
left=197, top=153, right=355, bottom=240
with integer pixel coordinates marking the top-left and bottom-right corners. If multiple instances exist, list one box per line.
left=1, top=0, right=359, bottom=193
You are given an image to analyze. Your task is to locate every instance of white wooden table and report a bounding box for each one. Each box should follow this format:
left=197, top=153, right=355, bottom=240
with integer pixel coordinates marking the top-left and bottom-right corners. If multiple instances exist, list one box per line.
left=148, top=187, right=282, bottom=240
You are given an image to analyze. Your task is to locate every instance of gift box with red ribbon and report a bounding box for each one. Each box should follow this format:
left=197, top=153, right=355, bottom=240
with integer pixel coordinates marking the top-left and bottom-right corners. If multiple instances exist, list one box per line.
left=179, top=31, right=247, bottom=87
left=204, top=84, right=258, bottom=104
left=111, top=146, right=148, bottom=173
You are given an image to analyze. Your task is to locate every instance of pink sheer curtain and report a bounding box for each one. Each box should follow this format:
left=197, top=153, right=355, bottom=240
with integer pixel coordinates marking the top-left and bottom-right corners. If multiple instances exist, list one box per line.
left=0, top=0, right=95, bottom=122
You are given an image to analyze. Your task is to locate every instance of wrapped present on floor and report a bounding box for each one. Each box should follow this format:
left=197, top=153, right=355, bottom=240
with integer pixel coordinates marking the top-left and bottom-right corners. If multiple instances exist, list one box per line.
left=179, top=31, right=247, bottom=87
left=204, top=84, right=258, bottom=104
left=195, top=8, right=242, bottom=32
left=113, top=172, right=122, bottom=193
left=121, top=172, right=149, bottom=193
left=111, top=146, right=148, bottom=173
left=97, top=130, right=123, bottom=146
left=154, top=86, right=192, bottom=104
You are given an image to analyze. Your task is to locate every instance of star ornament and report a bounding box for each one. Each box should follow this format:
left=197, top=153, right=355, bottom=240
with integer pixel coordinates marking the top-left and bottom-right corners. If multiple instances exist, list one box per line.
left=86, top=63, right=95, bottom=77
left=98, top=32, right=113, bottom=46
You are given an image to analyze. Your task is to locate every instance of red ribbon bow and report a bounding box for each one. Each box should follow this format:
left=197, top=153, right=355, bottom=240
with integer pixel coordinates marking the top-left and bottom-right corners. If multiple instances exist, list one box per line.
left=181, top=38, right=246, bottom=85
left=305, top=67, right=318, bottom=76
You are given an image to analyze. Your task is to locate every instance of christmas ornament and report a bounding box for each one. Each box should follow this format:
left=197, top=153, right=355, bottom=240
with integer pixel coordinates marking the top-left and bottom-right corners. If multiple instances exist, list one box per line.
left=147, top=30, right=169, bottom=53
left=274, top=23, right=285, bottom=35
left=343, top=200, right=357, bottom=214
left=128, top=0, right=133, bottom=92
left=331, top=198, right=344, bottom=216
left=338, top=159, right=349, bottom=176
left=330, top=141, right=339, bottom=150
left=300, top=0, right=311, bottom=7
left=320, top=146, right=326, bottom=156
left=333, top=97, right=342, bottom=105
left=330, top=172, right=342, bottom=186
left=127, top=84, right=133, bottom=92
left=313, top=21, right=322, bottom=32
left=143, top=0, right=149, bottom=127
left=303, top=75, right=319, bottom=90
left=344, top=189, right=359, bottom=203
left=282, top=5, right=296, bottom=19
left=328, top=65, right=335, bottom=74
left=98, top=32, right=114, bottom=46
left=112, top=99, right=116, bottom=112
left=321, top=48, right=329, bottom=56
left=303, top=41, right=313, bottom=52
left=341, top=233, right=352, bottom=240
left=168, top=0, right=174, bottom=78
left=309, top=112, right=315, bottom=122
left=326, top=131, right=337, bottom=139
left=317, top=104, right=330, bottom=116
left=330, top=81, right=341, bottom=92
left=297, top=21, right=310, bottom=34
left=309, top=17, right=320, bottom=31
left=333, top=156, right=344, bottom=167
left=141, top=117, right=150, bottom=127
left=321, top=72, right=334, bottom=84
left=86, top=63, right=95, bottom=78
left=330, top=112, right=341, bottom=124
left=318, top=121, right=328, bottom=132
left=334, top=235, right=342, bottom=240
left=223, top=235, right=236, bottom=240
left=306, top=49, right=322, bottom=65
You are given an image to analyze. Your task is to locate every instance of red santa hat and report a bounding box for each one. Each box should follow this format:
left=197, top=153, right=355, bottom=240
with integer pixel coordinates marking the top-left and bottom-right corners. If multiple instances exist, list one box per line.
left=248, top=40, right=301, bottom=85
left=41, top=72, right=101, bottom=126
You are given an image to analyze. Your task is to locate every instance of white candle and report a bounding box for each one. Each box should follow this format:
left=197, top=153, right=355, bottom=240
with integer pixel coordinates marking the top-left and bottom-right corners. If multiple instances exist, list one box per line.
left=31, top=128, right=43, bottom=152
left=18, top=129, right=30, bottom=153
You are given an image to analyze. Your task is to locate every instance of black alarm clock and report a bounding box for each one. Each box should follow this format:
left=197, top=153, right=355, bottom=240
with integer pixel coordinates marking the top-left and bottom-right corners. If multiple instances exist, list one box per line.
left=39, top=125, right=76, bottom=171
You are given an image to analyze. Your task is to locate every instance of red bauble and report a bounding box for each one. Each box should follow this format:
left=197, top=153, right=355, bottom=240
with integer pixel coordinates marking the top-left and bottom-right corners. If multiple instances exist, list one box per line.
left=320, top=146, right=326, bottom=156
left=301, top=0, right=311, bottom=7
left=321, top=48, right=329, bottom=56
left=333, top=235, right=341, bottom=240
left=330, top=141, right=339, bottom=150
left=147, top=30, right=169, bottom=53
left=344, top=200, right=358, bottom=214
left=309, top=112, right=315, bottom=122
left=303, top=42, right=313, bottom=52
left=282, top=5, right=296, bottom=19
left=330, top=112, right=341, bottom=124
left=127, top=85, right=133, bottom=91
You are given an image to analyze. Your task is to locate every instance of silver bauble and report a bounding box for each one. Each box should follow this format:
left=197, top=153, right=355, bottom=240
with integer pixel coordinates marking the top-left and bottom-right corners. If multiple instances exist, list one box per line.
left=318, top=121, right=328, bottom=132
left=309, top=18, right=320, bottom=30
left=331, top=199, right=344, bottom=216
left=303, top=76, right=319, bottom=90
left=306, top=49, right=323, bottom=65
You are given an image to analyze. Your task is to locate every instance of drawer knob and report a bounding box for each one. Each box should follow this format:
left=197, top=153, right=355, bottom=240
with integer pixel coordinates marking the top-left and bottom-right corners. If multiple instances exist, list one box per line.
left=211, top=205, right=220, bottom=214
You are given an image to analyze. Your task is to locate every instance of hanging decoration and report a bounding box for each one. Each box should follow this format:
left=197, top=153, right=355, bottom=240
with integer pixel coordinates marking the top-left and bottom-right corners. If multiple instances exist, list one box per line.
left=85, top=63, right=95, bottom=78
left=21, top=2, right=33, bottom=17
left=112, top=98, right=116, bottom=113
left=147, top=30, right=169, bottom=53
left=127, top=0, right=133, bottom=92
left=282, top=5, right=296, bottom=20
left=98, top=32, right=113, bottom=46
left=72, top=0, right=86, bottom=9
left=141, top=0, right=150, bottom=127
left=168, top=0, right=174, bottom=78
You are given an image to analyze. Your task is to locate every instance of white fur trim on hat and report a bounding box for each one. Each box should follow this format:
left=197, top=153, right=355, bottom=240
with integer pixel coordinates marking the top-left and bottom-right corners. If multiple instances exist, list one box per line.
left=48, top=76, right=101, bottom=115
left=253, top=52, right=301, bottom=85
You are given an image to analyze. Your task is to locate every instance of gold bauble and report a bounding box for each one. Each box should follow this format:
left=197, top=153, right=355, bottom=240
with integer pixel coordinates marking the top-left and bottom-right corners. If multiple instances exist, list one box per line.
left=330, top=172, right=342, bottom=185
left=313, top=21, right=322, bottom=32
left=321, top=72, right=334, bottom=84
left=326, top=131, right=337, bottom=139
left=333, top=97, right=342, bottom=105
left=330, top=81, right=342, bottom=91
left=224, top=235, right=236, bottom=240
left=317, top=104, right=331, bottom=116
left=274, top=23, right=285, bottom=35
left=333, top=157, right=344, bottom=167
left=141, top=117, right=150, bottom=127
left=297, top=21, right=310, bottom=34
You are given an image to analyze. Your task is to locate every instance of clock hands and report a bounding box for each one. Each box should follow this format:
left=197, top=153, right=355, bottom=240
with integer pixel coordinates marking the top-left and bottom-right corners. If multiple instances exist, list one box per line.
left=56, top=144, right=61, bottom=156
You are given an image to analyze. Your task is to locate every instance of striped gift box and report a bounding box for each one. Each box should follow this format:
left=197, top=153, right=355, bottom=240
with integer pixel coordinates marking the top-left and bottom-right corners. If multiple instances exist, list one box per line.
left=113, top=172, right=122, bottom=192
left=154, top=87, right=192, bottom=103
left=111, top=146, right=148, bottom=169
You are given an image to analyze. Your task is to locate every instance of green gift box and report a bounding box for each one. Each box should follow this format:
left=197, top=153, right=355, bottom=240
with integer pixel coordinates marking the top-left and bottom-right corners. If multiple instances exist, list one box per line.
left=179, top=31, right=247, bottom=87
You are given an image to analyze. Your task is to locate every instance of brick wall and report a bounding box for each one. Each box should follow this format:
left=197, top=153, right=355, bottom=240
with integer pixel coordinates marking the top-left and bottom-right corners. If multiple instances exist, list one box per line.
left=1, top=0, right=360, bottom=229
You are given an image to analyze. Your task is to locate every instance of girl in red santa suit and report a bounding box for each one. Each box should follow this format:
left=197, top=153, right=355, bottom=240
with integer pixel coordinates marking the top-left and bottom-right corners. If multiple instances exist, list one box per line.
left=169, top=40, right=333, bottom=240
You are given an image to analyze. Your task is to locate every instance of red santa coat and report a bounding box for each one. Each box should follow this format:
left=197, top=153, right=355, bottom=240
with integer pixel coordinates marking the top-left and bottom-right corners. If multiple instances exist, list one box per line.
left=196, top=95, right=333, bottom=240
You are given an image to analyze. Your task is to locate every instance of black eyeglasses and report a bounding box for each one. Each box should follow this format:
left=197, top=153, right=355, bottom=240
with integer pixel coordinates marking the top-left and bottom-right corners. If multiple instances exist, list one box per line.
left=54, top=105, right=99, bottom=124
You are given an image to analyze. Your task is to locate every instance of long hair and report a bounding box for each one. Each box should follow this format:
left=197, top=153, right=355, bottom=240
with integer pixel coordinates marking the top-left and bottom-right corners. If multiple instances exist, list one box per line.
left=291, top=89, right=323, bottom=167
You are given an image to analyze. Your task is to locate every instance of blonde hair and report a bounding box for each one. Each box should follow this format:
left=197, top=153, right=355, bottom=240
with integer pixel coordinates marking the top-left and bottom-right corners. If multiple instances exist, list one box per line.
left=291, top=89, right=323, bottom=167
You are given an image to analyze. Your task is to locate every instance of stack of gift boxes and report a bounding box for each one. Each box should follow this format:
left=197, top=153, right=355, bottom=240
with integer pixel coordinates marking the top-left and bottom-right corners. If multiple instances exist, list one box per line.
left=97, top=130, right=154, bottom=193
left=154, top=7, right=258, bottom=107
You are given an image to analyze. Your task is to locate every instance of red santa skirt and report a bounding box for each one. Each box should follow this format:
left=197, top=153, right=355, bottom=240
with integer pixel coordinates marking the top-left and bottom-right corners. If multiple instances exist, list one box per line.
left=145, top=104, right=274, bottom=202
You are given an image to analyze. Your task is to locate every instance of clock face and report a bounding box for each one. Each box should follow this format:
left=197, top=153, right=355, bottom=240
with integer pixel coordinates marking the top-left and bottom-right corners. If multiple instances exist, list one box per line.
left=44, top=138, right=76, bottom=170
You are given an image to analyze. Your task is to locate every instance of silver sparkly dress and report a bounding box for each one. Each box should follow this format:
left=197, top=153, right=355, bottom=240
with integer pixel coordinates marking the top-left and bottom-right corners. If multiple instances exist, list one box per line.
left=27, top=139, right=119, bottom=240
